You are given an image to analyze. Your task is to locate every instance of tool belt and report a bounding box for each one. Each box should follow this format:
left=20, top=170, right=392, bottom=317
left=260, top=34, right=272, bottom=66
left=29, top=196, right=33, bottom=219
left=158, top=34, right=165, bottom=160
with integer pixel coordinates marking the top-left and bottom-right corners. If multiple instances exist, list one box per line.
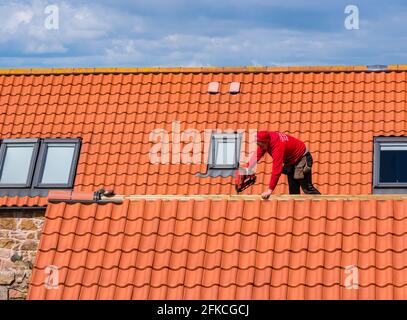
left=292, top=152, right=312, bottom=180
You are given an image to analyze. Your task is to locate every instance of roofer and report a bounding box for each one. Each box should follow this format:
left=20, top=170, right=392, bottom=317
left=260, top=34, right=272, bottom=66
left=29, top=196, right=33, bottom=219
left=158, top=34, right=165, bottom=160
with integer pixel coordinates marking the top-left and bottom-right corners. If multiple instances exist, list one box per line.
left=246, top=131, right=320, bottom=199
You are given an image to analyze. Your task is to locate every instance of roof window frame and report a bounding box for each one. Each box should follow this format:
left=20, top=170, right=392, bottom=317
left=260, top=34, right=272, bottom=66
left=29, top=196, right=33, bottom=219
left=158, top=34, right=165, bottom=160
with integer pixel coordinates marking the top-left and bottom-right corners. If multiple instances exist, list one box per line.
left=32, top=138, right=82, bottom=189
left=208, top=132, right=242, bottom=170
left=0, top=138, right=81, bottom=194
left=0, top=138, right=40, bottom=189
left=373, top=136, right=407, bottom=193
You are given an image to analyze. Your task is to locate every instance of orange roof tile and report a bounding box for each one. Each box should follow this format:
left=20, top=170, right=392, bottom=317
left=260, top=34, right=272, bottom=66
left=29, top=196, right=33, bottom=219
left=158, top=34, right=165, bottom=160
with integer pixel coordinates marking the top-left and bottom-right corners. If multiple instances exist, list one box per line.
left=1, top=68, right=407, bottom=195
left=28, top=198, right=407, bottom=300
left=0, top=196, right=47, bottom=207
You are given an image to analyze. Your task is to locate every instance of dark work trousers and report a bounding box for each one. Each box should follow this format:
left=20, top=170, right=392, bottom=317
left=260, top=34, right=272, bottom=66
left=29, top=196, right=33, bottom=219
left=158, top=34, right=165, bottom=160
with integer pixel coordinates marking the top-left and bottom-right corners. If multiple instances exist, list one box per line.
left=286, top=152, right=321, bottom=195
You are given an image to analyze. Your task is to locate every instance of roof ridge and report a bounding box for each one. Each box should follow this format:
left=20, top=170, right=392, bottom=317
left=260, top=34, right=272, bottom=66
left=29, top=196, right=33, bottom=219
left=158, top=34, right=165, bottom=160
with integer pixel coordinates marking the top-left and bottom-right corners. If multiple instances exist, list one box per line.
left=1, top=65, right=407, bottom=75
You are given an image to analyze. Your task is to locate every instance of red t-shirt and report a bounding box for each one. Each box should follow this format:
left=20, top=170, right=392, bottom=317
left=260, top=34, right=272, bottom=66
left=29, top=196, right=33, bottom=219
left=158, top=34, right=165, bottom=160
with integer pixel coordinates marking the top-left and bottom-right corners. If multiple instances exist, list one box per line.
left=247, top=131, right=306, bottom=191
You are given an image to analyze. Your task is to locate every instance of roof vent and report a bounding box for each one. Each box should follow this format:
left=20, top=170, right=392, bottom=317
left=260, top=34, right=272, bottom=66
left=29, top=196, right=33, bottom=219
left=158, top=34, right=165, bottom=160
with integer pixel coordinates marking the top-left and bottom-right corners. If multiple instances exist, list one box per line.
left=367, top=65, right=388, bottom=71
left=229, top=82, right=240, bottom=94
left=208, top=82, right=219, bottom=94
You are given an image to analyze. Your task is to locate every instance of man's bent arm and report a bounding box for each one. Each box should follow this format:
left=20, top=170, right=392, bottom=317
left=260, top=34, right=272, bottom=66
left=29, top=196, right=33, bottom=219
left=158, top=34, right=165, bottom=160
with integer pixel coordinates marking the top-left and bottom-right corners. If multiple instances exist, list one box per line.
left=268, top=145, right=284, bottom=191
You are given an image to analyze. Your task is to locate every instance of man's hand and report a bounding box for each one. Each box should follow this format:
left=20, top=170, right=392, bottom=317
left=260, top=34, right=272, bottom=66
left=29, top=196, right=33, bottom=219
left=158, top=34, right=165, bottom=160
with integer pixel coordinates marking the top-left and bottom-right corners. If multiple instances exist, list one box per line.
left=261, top=189, right=273, bottom=200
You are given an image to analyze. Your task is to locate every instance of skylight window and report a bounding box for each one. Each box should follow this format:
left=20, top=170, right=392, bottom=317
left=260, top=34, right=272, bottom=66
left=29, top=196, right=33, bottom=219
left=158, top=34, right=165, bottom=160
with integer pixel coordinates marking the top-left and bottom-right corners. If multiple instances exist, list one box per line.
left=0, top=139, right=38, bottom=187
left=35, top=140, right=80, bottom=188
left=208, top=133, right=241, bottom=170
left=40, top=144, right=76, bottom=184
left=214, top=138, right=237, bottom=166
left=196, top=132, right=242, bottom=178
left=373, top=137, right=407, bottom=193
left=0, top=138, right=81, bottom=195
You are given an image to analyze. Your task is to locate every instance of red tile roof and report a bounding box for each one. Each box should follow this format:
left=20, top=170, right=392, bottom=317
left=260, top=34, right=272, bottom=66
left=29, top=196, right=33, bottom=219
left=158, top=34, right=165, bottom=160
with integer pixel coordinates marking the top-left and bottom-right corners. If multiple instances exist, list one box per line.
left=28, top=198, right=407, bottom=300
left=0, top=196, right=47, bottom=207
left=3, top=66, right=407, bottom=299
left=1, top=67, right=407, bottom=196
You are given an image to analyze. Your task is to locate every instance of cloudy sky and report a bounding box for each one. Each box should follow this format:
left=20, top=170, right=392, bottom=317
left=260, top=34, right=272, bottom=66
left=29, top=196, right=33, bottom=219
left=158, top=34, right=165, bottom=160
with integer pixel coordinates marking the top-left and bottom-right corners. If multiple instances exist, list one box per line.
left=0, top=0, right=406, bottom=68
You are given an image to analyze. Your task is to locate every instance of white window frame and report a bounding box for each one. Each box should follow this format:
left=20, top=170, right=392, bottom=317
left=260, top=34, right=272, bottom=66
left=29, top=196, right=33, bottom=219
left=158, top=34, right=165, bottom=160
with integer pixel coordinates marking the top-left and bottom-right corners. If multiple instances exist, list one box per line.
left=208, top=132, right=242, bottom=170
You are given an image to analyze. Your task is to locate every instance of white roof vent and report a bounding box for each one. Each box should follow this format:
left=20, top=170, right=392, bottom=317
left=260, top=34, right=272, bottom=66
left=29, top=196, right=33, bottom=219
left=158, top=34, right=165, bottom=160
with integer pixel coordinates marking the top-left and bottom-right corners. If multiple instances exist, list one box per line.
left=229, top=82, right=240, bottom=94
left=208, top=82, right=219, bottom=94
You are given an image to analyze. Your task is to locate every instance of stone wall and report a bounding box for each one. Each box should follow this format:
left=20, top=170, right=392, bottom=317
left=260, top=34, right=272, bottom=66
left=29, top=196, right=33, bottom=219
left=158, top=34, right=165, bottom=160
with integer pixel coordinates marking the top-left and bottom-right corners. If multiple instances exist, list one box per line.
left=0, top=209, right=45, bottom=300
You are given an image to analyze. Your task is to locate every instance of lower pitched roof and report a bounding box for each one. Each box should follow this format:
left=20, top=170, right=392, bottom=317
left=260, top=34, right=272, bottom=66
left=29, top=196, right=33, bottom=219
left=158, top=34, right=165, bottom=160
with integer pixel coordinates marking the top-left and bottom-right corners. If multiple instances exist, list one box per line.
left=28, top=197, right=407, bottom=300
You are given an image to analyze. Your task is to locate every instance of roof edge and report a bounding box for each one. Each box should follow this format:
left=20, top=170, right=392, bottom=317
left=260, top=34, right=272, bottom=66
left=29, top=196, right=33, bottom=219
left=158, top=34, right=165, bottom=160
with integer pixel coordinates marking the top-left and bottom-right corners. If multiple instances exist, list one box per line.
left=1, top=65, right=407, bottom=76
left=119, top=194, right=407, bottom=201
left=48, top=193, right=407, bottom=204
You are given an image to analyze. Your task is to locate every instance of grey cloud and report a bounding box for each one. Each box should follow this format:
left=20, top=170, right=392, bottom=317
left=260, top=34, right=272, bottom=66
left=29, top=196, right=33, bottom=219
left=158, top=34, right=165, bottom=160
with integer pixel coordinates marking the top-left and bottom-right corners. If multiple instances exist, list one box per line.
left=0, top=0, right=407, bottom=67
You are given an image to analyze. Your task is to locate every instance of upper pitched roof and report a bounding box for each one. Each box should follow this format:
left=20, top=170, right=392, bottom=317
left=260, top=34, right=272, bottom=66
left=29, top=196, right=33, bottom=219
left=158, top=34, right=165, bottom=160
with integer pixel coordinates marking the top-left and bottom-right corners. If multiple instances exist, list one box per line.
left=1, top=66, right=407, bottom=197
left=28, top=197, right=407, bottom=300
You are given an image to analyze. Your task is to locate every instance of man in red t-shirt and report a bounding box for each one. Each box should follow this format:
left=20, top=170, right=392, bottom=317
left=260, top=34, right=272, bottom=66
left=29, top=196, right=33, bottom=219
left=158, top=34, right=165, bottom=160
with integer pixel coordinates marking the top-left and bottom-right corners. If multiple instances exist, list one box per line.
left=246, top=131, right=320, bottom=199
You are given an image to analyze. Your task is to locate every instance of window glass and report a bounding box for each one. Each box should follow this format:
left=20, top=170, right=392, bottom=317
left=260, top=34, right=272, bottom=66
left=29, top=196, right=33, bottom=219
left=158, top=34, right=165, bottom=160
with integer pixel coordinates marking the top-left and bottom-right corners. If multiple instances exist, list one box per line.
left=215, top=140, right=236, bottom=165
left=379, top=144, right=407, bottom=183
left=40, top=143, right=76, bottom=184
left=0, top=144, right=34, bottom=184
